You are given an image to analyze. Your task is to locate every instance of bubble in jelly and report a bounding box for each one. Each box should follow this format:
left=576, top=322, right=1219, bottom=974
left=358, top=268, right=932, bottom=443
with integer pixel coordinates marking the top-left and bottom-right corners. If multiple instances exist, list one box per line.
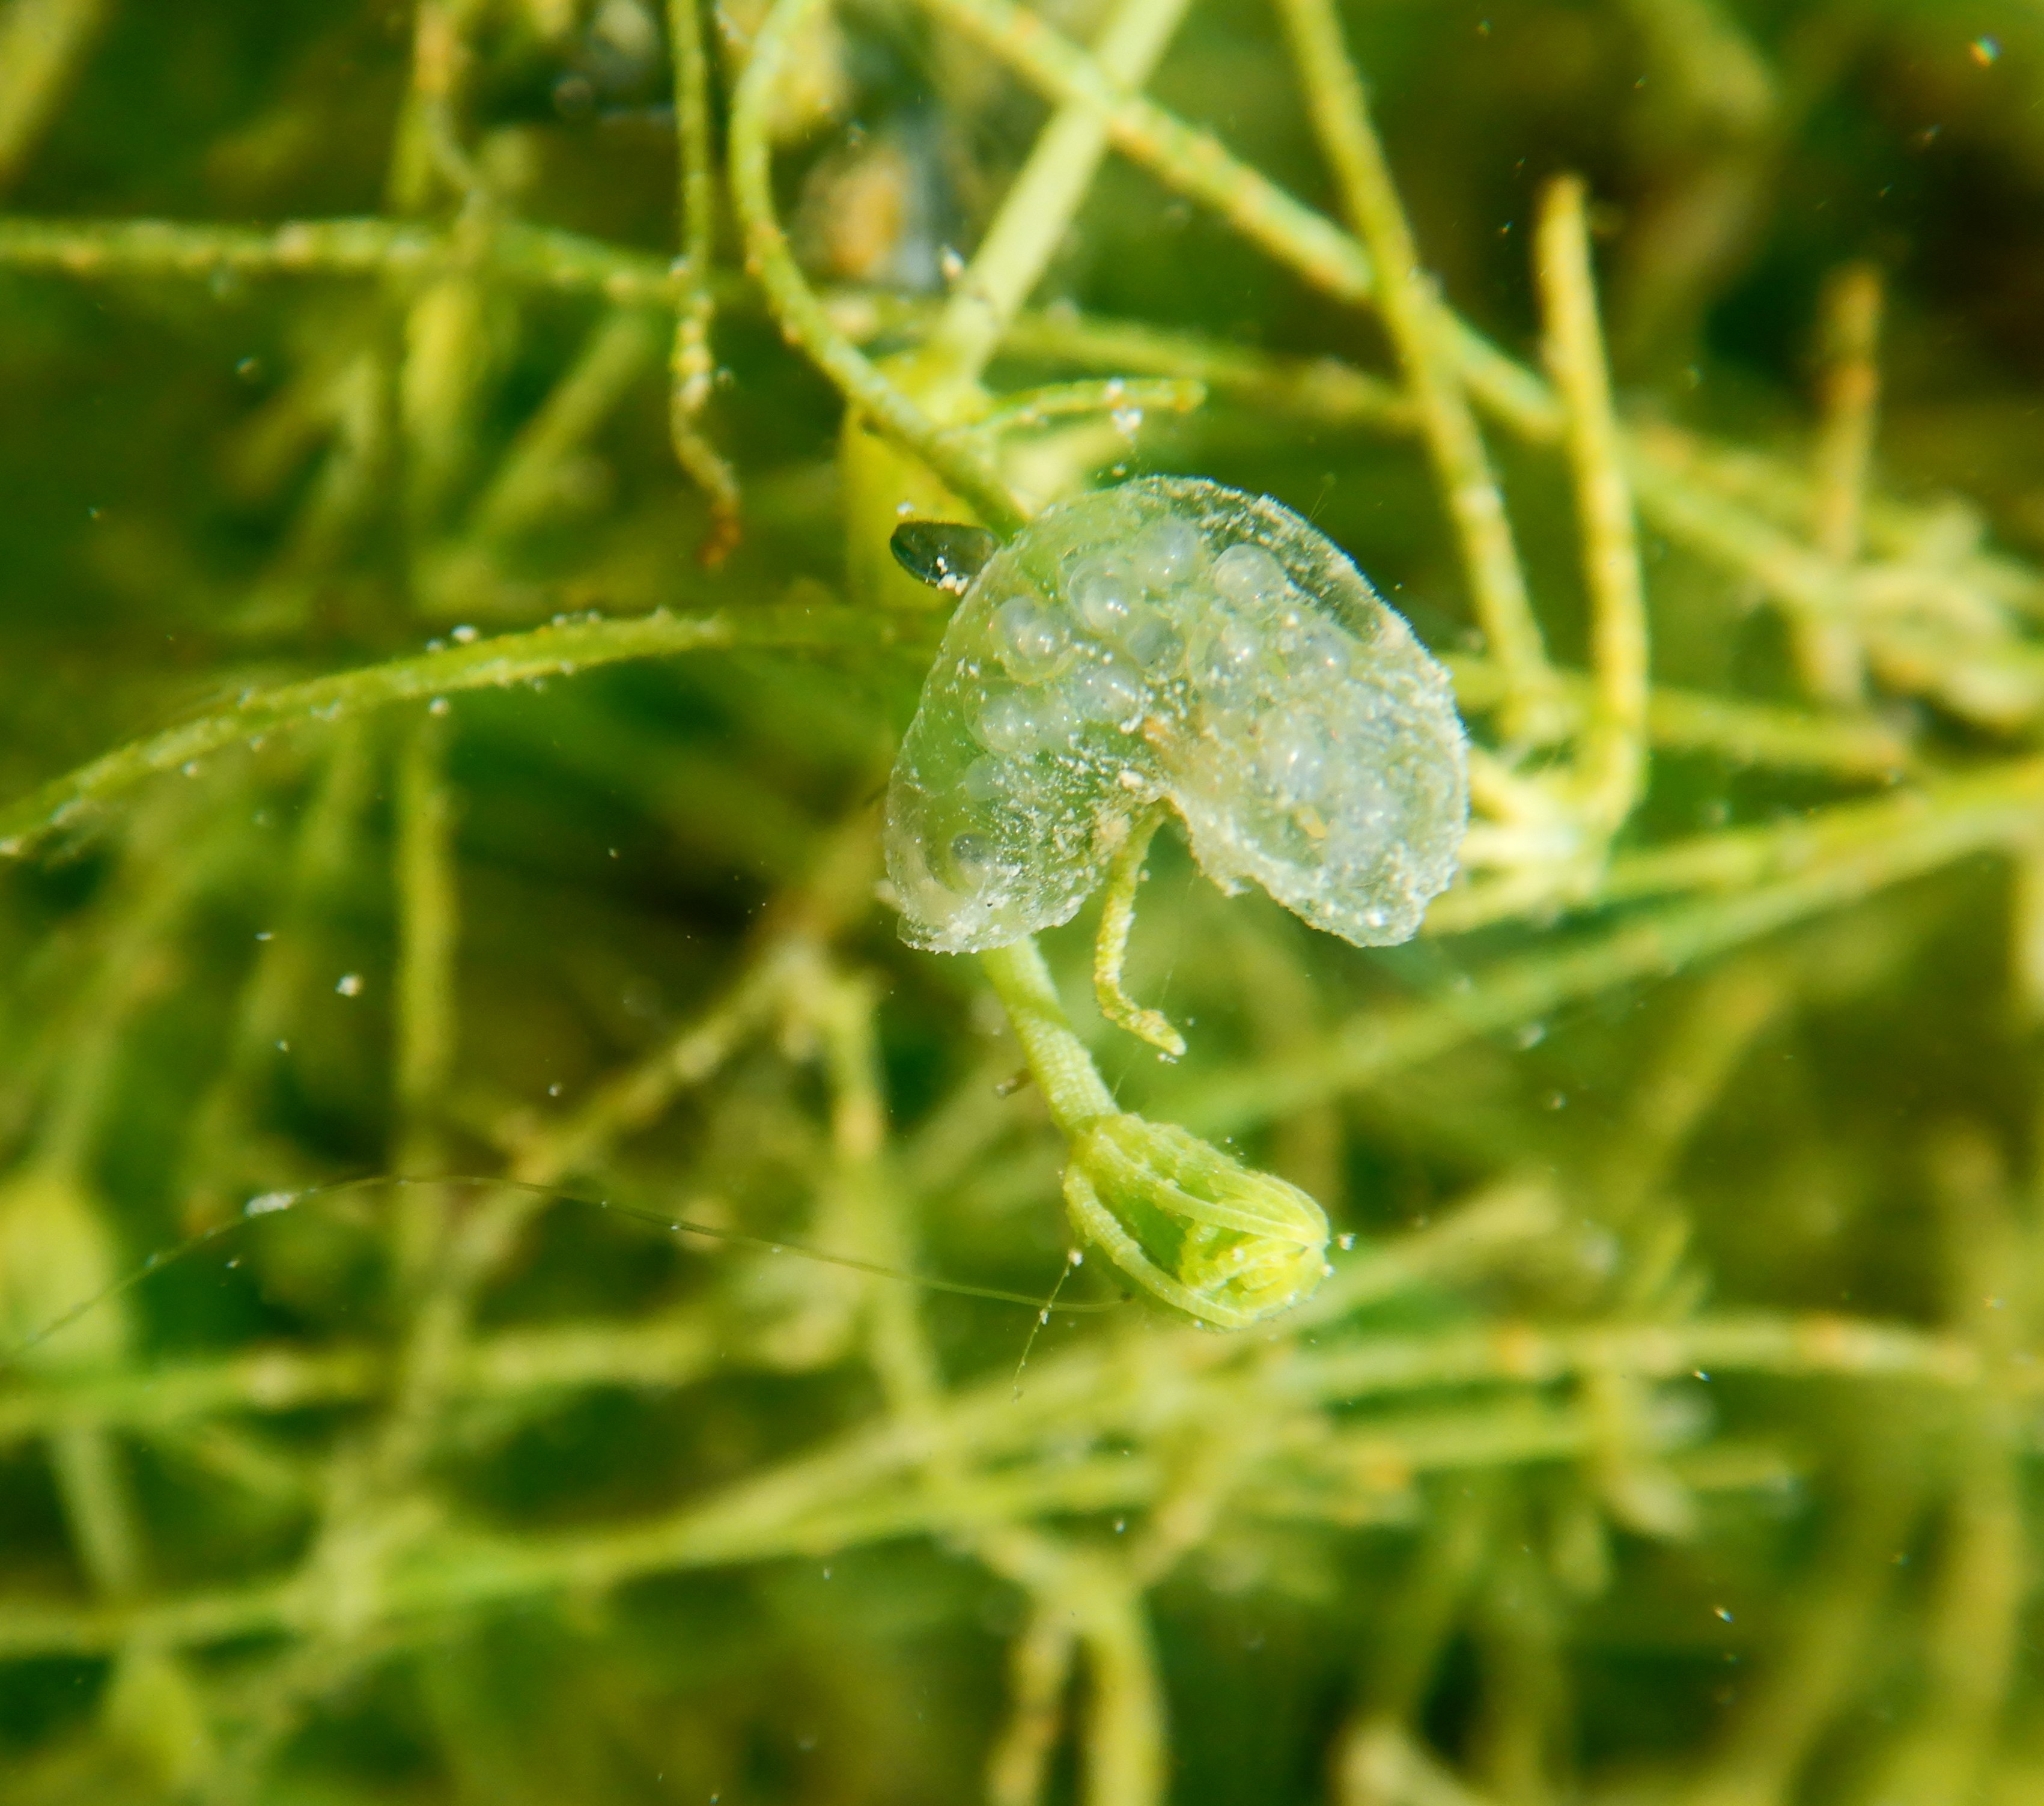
left=884, top=476, right=1469, bottom=954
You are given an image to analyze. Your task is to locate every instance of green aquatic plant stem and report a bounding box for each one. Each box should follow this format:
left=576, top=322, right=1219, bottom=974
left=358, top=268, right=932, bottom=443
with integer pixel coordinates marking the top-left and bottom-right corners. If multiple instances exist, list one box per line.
left=26, top=800, right=242, bottom=1179
left=0, top=604, right=910, bottom=859
left=1686, top=1443, right=1930, bottom=1806
left=1875, top=1136, right=2030, bottom=1806
left=466, top=307, right=666, bottom=544
left=1091, top=806, right=1185, bottom=1058
left=388, top=0, right=487, bottom=208
left=665, top=0, right=741, bottom=555
left=0, top=213, right=1392, bottom=430
left=971, top=377, right=1205, bottom=437
left=1, top=1286, right=2010, bottom=1459
left=728, top=0, right=1026, bottom=532
left=917, top=0, right=1194, bottom=395
left=666, top=0, right=717, bottom=420
left=916, top=0, right=1372, bottom=306
left=1352, top=1495, right=1495, bottom=1738
left=978, top=926, right=1323, bottom=1332
left=1799, top=261, right=1883, bottom=704
left=904, top=0, right=1542, bottom=445
left=986, top=1604, right=1077, bottom=1806
left=1271, top=0, right=1554, bottom=734
left=0, top=1181, right=1548, bottom=1445
left=977, top=1537, right=1166, bottom=1806
left=391, top=715, right=459, bottom=1327
left=0, top=212, right=683, bottom=302
left=0, top=213, right=688, bottom=304
left=979, top=303, right=1414, bottom=427
left=394, top=715, right=457, bottom=1174
left=822, top=974, right=939, bottom=1408
left=1431, top=746, right=1976, bottom=937
left=716, top=950, right=1151, bottom=1803
left=4, top=211, right=2029, bottom=722
left=1536, top=175, right=1649, bottom=834
left=0, top=0, right=110, bottom=193
left=1633, top=418, right=2044, bottom=624
left=500, top=824, right=886, bottom=1185
left=1623, top=448, right=2044, bottom=728
left=979, top=938, right=1118, bottom=1136
left=508, top=946, right=797, bottom=1187
left=0, top=1302, right=2012, bottom=1662
left=1444, top=655, right=1910, bottom=780
left=177, top=725, right=376, bottom=1213
left=0, top=217, right=1404, bottom=429
left=0, top=801, right=245, bottom=1754
left=397, top=269, right=490, bottom=532
left=1559, top=669, right=1900, bottom=774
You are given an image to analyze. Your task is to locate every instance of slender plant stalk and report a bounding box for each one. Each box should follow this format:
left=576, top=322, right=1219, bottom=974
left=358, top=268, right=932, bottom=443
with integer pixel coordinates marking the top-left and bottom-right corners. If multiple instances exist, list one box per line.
left=469, top=308, right=666, bottom=543
left=1091, top=805, right=1185, bottom=1058
left=1800, top=261, right=1884, bottom=704
left=985, top=1606, right=1077, bottom=1806
left=979, top=937, right=1118, bottom=1135
left=394, top=714, right=457, bottom=1176
left=0, top=0, right=112, bottom=193
left=0, top=214, right=682, bottom=300
left=0, top=604, right=910, bottom=859
left=917, top=0, right=1195, bottom=395
left=392, top=717, right=460, bottom=1320
left=666, top=0, right=742, bottom=559
left=1536, top=176, right=1650, bottom=836
left=728, top=0, right=1026, bottom=532
left=0, top=1298, right=2014, bottom=1663
left=1272, top=0, right=1554, bottom=735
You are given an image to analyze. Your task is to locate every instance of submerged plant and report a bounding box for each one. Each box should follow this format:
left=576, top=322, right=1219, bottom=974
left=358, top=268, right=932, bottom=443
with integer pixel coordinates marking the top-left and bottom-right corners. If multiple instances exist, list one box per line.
left=5, top=1, right=2044, bottom=1803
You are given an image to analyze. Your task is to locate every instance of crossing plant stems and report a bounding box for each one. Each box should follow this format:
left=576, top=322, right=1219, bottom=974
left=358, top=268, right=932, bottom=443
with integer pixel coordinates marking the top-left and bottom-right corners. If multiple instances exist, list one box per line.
left=2, top=1, right=2044, bottom=1803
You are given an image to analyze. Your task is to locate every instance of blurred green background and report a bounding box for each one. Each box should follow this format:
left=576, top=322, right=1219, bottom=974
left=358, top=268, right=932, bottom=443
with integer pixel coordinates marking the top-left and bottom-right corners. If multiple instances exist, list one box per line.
left=3, top=1, right=2044, bottom=1802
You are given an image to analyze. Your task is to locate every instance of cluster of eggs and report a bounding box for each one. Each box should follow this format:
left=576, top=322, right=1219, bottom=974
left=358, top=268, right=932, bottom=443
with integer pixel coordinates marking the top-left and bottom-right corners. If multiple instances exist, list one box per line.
left=885, top=477, right=1468, bottom=954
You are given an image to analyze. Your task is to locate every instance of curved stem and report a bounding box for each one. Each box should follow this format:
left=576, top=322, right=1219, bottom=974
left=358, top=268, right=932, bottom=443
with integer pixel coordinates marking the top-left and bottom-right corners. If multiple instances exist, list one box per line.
left=727, top=0, right=1026, bottom=534
left=666, top=0, right=741, bottom=559
left=0, top=604, right=905, bottom=860
left=1092, top=806, right=1185, bottom=1058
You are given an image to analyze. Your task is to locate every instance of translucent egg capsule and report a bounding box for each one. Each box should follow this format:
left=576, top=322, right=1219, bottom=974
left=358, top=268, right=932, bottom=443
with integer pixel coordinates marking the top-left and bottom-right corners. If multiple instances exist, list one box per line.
left=885, top=477, right=1468, bottom=953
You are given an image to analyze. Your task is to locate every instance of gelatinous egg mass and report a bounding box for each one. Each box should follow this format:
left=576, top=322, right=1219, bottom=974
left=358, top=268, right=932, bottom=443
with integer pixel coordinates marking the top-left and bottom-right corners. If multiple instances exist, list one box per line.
left=885, top=477, right=1469, bottom=953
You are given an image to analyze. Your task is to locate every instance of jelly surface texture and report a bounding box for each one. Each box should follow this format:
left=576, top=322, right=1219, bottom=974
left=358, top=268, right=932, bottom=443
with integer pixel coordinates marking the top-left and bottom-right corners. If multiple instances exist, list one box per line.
left=885, top=478, right=1470, bottom=953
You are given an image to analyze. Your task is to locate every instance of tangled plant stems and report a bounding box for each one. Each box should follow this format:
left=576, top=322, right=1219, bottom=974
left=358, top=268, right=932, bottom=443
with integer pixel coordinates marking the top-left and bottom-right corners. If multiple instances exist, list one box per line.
left=4, top=1, right=2044, bottom=1802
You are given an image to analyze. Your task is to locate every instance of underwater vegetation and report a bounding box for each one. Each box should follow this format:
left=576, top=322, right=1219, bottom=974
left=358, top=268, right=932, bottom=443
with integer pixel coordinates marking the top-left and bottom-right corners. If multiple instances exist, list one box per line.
left=6, top=0, right=2044, bottom=1800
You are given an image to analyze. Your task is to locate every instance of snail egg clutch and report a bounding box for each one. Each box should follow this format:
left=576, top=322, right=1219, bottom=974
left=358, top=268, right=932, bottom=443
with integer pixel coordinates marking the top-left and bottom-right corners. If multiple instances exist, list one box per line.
left=886, top=478, right=1470, bottom=953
